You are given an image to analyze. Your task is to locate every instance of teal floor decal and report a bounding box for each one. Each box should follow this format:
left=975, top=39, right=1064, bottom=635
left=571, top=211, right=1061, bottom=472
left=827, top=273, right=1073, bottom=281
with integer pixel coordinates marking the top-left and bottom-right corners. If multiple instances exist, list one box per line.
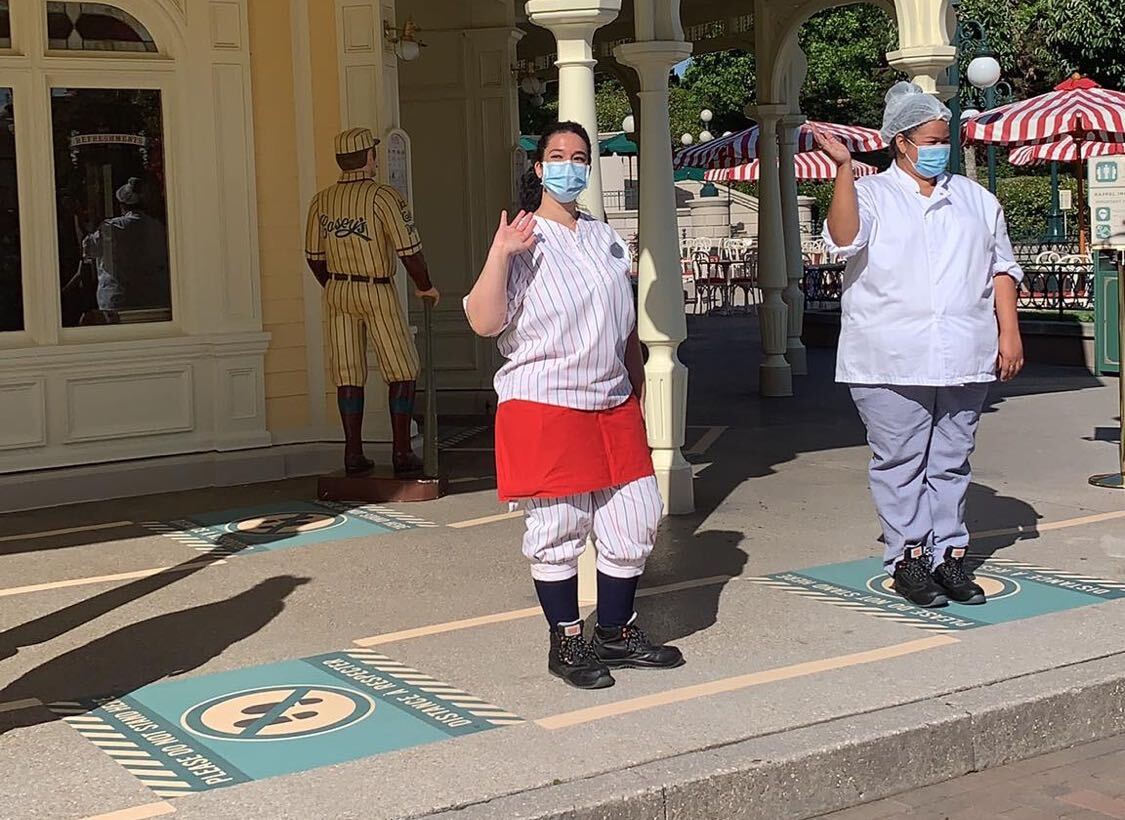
left=49, top=648, right=522, bottom=797
left=143, top=501, right=437, bottom=557
left=754, top=556, right=1125, bottom=632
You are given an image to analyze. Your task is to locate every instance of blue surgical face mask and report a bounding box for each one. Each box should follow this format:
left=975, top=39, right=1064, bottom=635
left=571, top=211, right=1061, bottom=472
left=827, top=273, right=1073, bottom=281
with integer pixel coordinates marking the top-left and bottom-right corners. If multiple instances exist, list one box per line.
left=541, top=161, right=589, bottom=203
left=907, top=140, right=951, bottom=179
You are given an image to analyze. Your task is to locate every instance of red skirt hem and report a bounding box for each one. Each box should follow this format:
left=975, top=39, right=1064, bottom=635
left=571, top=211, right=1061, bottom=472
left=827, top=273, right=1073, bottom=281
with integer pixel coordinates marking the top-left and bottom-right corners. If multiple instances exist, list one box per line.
left=495, top=397, right=654, bottom=501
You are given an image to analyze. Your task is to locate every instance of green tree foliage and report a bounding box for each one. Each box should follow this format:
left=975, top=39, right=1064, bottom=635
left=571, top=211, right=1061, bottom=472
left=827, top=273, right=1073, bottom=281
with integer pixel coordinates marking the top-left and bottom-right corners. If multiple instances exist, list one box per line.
left=679, top=51, right=756, bottom=135
left=996, top=175, right=1079, bottom=241
left=798, top=5, right=900, bottom=128
left=1038, top=0, right=1125, bottom=87
left=595, top=81, right=632, bottom=133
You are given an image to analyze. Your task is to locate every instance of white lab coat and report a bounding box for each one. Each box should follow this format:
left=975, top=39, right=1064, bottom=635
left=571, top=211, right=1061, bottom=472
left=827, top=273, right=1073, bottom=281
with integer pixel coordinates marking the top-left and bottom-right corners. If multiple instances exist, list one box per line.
left=822, top=162, right=1023, bottom=387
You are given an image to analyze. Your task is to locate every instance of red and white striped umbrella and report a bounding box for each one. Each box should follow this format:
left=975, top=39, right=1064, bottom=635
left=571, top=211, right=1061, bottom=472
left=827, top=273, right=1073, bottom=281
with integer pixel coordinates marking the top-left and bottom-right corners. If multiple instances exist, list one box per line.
left=674, top=120, right=885, bottom=170
left=1008, top=134, right=1125, bottom=165
left=703, top=151, right=880, bottom=181
left=963, top=75, right=1125, bottom=146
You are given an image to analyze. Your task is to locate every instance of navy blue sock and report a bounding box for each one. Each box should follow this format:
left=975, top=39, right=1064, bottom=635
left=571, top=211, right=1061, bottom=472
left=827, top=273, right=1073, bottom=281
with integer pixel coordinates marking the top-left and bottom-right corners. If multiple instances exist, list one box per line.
left=534, top=576, right=579, bottom=628
left=597, top=572, right=639, bottom=629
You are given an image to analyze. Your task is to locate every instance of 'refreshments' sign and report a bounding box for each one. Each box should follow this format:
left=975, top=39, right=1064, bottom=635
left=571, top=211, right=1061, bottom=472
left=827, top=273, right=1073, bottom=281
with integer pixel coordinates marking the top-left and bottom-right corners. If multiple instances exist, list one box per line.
left=1090, top=156, right=1125, bottom=249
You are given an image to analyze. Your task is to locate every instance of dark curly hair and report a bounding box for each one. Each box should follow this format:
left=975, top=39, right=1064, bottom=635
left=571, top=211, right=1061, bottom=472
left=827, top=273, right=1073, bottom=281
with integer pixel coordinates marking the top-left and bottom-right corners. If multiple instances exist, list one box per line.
left=518, top=121, right=593, bottom=212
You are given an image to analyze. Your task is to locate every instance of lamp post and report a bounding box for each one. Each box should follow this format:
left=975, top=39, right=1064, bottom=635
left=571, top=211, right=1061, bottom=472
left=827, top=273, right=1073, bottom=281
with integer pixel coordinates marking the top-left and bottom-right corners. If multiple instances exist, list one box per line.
left=966, top=51, right=1011, bottom=195
left=622, top=114, right=636, bottom=209
left=947, top=4, right=1010, bottom=194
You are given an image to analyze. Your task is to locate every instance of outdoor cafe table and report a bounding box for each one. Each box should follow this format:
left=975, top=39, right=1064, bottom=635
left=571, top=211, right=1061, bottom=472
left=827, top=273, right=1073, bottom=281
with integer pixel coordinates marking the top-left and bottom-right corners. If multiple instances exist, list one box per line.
left=694, top=257, right=757, bottom=315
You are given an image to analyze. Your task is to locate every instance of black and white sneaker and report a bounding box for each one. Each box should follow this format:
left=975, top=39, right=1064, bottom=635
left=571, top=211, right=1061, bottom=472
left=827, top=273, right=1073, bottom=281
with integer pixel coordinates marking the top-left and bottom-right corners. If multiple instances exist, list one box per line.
left=548, top=620, right=615, bottom=689
left=892, top=547, right=949, bottom=608
left=592, top=613, right=685, bottom=670
left=932, top=547, right=987, bottom=605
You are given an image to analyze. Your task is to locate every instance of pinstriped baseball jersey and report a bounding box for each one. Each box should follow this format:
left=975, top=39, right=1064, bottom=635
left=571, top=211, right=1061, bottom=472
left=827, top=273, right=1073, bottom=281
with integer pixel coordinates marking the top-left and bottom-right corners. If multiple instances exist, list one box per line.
left=304, top=171, right=421, bottom=278
left=491, top=214, right=635, bottom=411
left=305, top=170, right=423, bottom=387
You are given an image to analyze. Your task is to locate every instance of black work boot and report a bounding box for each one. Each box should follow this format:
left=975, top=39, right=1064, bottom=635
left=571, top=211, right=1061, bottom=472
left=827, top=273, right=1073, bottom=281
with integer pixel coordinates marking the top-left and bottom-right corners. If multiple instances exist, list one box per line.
left=932, top=547, right=987, bottom=605
left=592, top=613, right=685, bottom=670
left=549, top=621, right=614, bottom=689
left=892, top=546, right=949, bottom=608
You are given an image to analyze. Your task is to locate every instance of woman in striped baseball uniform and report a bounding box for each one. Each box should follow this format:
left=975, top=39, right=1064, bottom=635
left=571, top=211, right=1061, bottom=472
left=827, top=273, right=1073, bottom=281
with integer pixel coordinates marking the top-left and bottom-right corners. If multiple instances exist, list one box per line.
left=464, top=122, right=683, bottom=690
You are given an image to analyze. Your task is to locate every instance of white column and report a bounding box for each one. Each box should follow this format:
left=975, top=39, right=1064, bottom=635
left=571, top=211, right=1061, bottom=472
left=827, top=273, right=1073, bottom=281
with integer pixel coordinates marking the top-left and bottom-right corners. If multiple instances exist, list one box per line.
left=525, top=1, right=621, bottom=220
left=616, top=40, right=695, bottom=515
left=885, top=0, right=957, bottom=94
left=749, top=104, right=792, bottom=397
left=778, top=114, right=807, bottom=377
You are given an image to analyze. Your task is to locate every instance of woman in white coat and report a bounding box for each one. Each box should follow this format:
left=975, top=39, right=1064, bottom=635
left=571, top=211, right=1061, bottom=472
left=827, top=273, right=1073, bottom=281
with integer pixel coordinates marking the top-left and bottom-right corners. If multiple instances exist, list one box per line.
left=817, top=82, right=1025, bottom=609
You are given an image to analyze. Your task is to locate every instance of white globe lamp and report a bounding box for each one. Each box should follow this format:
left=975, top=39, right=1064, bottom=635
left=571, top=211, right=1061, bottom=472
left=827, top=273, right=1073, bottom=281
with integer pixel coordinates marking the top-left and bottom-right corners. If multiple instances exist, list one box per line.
left=966, top=55, right=1001, bottom=90
left=622, top=115, right=635, bottom=134
left=700, top=130, right=714, bottom=142
left=700, top=109, right=713, bottom=124
left=397, top=39, right=421, bottom=62
left=681, top=133, right=694, bottom=146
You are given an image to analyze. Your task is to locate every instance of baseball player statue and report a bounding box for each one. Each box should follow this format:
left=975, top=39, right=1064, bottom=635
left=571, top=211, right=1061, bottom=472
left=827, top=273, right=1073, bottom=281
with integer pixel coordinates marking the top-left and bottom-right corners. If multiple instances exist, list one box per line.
left=304, top=127, right=440, bottom=476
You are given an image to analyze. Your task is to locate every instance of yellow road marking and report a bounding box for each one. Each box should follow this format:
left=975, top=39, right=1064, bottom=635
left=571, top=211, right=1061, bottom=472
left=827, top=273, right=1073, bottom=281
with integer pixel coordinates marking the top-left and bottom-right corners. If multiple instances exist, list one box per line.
left=81, top=802, right=175, bottom=820
left=0, top=697, right=43, bottom=714
left=446, top=510, right=523, bottom=529
left=353, top=574, right=737, bottom=646
left=354, top=605, right=544, bottom=646
left=0, top=521, right=134, bottom=544
left=0, top=561, right=227, bottom=599
left=685, top=425, right=728, bottom=456
left=535, top=635, right=960, bottom=730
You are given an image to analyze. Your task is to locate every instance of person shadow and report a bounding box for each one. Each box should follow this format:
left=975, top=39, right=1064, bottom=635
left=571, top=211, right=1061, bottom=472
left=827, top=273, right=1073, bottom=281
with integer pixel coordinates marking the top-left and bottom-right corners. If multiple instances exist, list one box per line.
left=964, top=482, right=1044, bottom=571
left=0, top=575, right=309, bottom=736
left=634, top=528, right=749, bottom=645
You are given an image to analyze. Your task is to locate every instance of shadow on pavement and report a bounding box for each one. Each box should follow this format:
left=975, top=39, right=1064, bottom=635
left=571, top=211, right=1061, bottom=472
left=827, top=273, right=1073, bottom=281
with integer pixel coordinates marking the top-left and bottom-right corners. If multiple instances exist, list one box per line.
left=0, top=575, right=309, bottom=736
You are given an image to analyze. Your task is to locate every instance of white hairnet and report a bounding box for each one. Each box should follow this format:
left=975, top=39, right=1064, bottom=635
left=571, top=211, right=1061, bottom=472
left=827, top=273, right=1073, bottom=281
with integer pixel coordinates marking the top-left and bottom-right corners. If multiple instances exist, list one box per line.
left=880, top=81, right=951, bottom=142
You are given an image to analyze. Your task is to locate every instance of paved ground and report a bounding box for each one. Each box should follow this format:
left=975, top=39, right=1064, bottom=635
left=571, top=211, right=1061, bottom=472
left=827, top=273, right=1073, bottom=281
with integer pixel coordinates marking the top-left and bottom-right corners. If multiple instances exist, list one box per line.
left=821, top=734, right=1125, bottom=819
left=1, top=316, right=1123, bottom=819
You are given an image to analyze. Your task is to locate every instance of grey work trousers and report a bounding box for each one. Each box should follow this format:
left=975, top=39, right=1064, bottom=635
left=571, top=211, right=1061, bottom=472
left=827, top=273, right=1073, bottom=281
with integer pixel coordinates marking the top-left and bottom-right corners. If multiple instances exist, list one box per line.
left=850, top=383, right=990, bottom=574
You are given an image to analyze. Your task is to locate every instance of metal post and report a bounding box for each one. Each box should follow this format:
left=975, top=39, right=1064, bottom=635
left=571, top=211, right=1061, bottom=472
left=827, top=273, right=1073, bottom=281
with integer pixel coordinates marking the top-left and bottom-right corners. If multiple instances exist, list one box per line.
left=1090, top=251, right=1125, bottom=489
left=422, top=299, right=439, bottom=478
left=985, top=85, right=997, bottom=194
left=948, top=16, right=963, bottom=176
left=1046, top=161, right=1065, bottom=241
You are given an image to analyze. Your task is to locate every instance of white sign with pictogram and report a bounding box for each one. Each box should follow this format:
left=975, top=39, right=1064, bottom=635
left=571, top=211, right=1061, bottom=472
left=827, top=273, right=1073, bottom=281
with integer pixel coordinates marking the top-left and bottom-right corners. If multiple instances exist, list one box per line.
left=1089, top=156, right=1125, bottom=249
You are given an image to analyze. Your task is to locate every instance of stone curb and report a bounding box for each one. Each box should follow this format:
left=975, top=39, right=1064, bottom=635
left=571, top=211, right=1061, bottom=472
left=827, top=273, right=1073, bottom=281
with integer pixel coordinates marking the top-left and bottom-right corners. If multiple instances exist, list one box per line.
left=424, top=652, right=1125, bottom=820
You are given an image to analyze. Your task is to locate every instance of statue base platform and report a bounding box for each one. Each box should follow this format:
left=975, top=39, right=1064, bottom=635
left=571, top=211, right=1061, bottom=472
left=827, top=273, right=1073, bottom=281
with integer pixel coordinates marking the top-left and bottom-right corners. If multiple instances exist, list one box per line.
left=317, top=469, right=447, bottom=503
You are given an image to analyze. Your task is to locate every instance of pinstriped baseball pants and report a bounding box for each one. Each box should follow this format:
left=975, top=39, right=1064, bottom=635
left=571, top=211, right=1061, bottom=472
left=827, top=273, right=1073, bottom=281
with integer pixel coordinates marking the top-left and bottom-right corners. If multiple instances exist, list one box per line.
left=522, top=476, right=663, bottom=582
left=325, top=278, right=419, bottom=387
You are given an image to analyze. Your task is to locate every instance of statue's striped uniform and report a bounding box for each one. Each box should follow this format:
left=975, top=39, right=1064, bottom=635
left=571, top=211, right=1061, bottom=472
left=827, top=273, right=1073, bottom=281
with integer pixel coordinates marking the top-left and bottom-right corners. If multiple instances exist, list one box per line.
left=304, top=170, right=421, bottom=386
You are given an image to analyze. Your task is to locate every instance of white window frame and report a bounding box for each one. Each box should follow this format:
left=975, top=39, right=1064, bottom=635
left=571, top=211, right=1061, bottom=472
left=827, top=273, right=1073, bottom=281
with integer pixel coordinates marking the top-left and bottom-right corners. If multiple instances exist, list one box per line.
left=0, top=0, right=179, bottom=349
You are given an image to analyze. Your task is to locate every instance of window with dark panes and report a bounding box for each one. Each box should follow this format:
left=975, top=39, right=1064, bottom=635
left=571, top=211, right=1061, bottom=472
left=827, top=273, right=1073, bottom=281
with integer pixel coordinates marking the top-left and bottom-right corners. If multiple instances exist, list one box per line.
left=0, top=2, right=11, bottom=48
left=46, top=2, right=157, bottom=52
left=52, top=88, right=171, bottom=327
left=0, top=89, right=22, bottom=332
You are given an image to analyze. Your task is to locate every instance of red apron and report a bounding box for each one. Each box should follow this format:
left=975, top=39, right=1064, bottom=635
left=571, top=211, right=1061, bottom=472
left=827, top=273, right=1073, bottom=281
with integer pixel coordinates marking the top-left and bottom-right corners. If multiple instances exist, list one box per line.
left=495, top=396, right=654, bottom=501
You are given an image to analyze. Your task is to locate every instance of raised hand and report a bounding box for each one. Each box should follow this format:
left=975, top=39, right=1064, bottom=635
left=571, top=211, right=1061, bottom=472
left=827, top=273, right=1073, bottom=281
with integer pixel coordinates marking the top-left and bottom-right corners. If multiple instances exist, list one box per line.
left=491, top=210, right=538, bottom=258
left=811, top=123, right=852, bottom=168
